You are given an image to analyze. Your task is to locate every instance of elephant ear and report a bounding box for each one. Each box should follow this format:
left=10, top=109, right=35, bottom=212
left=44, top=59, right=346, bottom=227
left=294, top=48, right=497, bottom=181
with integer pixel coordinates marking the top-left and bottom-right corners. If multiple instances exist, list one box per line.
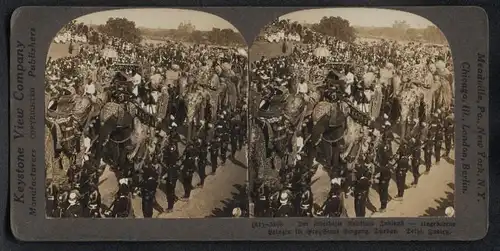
left=45, top=93, right=52, bottom=110
left=308, top=89, right=321, bottom=104
left=156, top=90, right=169, bottom=121
left=284, top=95, right=305, bottom=124
left=312, top=101, right=332, bottom=124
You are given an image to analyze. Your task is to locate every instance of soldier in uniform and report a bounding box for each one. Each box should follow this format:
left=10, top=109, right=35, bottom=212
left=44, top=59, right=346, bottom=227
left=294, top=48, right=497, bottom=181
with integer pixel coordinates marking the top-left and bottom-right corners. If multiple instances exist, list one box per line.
left=239, top=104, right=248, bottom=147
left=275, top=191, right=294, bottom=217
left=423, top=123, right=434, bottom=174
left=430, top=110, right=444, bottom=163
left=63, top=191, right=83, bottom=218
left=444, top=111, right=454, bottom=158
left=163, top=137, right=179, bottom=165
left=67, top=164, right=81, bottom=185
left=353, top=156, right=372, bottom=217
left=161, top=164, right=180, bottom=213
left=254, top=181, right=272, bottom=217
left=195, top=136, right=208, bottom=187
left=209, top=134, right=222, bottom=174
left=53, top=189, right=69, bottom=218
left=404, top=117, right=418, bottom=141
left=381, top=118, right=394, bottom=143
left=110, top=178, right=131, bottom=218
left=394, top=143, right=410, bottom=201
left=230, top=109, right=243, bottom=158
left=180, top=143, right=197, bottom=200
left=215, top=111, right=231, bottom=165
left=84, top=186, right=102, bottom=218
left=376, top=134, right=392, bottom=212
left=297, top=178, right=314, bottom=217
left=71, top=170, right=83, bottom=194
left=46, top=181, right=57, bottom=218
left=322, top=179, right=344, bottom=217
left=167, top=115, right=181, bottom=147
left=409, top=137, right=421, bottom=187
left=140, top=164, right=159, bottom=218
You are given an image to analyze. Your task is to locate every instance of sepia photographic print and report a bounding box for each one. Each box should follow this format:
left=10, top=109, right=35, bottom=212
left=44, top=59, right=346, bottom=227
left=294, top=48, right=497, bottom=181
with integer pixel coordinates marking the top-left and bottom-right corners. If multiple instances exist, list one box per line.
left=44, top=8, right=249, bottom=219
left=249, top=8, right=455, bottom=218
left=10, top=6, right=488, bottom=241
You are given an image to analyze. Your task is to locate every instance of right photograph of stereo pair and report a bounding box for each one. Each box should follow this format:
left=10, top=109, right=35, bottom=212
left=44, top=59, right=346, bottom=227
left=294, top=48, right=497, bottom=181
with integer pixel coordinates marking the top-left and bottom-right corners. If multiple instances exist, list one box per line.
left=248, top=8, right=455, bottom=218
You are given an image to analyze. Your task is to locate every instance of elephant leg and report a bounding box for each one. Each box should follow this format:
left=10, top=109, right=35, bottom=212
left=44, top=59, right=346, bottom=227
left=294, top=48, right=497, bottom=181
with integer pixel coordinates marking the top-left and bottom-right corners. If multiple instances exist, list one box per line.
left=176, top=101, right=185, bottom=124
left=211, top=104, right=217, bottom=123
left=199, top=103, right=206, bottom=125
left=307, top=144, right=317, bottom=168
left=217, top=93, right=222, bottom=111
left=400, top=120, right=407, bottom=140
left=118, top=143, right=128, bottom=169
left=254, top=125, right=269, bottom=180
left=322, top=143, right=334, bottom=178
left=128, top=139, right=142, bottom=162
left=187, top=121, right=193, bottom=142
left=66, top=152, right=74, bottom=170
left=58, top=151, right=65, bottom=170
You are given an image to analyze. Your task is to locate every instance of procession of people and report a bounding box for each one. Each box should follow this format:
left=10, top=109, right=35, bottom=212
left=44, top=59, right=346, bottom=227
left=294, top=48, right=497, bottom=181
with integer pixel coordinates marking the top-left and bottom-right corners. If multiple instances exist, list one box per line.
left=45, top=19, right=249, bottom=218
left=249, top=17, right=454, bottom=218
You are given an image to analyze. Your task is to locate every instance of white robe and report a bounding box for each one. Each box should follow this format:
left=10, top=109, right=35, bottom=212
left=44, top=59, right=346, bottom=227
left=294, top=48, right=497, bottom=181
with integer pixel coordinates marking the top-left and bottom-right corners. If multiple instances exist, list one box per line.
left=297, top=82, right=308, bottom=94
left=84, top=83, right=96, bottom=96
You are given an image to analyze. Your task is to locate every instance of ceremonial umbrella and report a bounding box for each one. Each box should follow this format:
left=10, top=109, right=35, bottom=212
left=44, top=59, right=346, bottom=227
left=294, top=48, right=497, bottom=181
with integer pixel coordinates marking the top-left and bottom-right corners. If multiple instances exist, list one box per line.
left=313, top=46, right=331, bottom=58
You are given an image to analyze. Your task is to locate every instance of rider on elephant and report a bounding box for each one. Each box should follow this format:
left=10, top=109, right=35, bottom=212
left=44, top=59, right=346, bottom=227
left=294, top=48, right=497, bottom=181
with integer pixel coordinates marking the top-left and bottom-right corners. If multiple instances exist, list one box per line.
left=296, top=76, right=310, bottom=102
left=110, top=72, right=135, bottom=104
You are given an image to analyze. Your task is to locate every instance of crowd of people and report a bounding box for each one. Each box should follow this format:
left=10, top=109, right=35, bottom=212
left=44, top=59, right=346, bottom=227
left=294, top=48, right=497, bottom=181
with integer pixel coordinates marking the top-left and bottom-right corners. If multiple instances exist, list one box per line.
left=45, top=21, right=249, bottom=218
left=250, top=21, right=454, bottom=218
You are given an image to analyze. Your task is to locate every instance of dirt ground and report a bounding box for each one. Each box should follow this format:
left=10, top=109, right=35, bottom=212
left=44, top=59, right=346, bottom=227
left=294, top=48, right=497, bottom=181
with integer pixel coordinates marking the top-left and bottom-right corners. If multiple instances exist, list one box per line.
left=310, top=140, right=455, bottom=218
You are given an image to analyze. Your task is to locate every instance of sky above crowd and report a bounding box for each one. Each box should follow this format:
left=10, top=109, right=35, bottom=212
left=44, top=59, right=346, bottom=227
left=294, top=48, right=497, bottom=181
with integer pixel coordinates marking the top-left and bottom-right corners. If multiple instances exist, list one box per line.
left=74, top=8, right=238, bottom=31
left=279, top=8, right=437, bottom=29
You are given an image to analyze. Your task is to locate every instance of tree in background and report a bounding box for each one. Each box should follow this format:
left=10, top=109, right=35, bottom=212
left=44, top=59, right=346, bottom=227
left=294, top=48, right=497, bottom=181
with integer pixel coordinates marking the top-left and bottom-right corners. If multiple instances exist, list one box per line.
left=312, top=16, right=356, bottom=42
left=140, top=24, right=245, bottom=46
left=392, top=20, right=410, bottom=30
left=208, top=28, right=222, bottom=44
left=98, top=18, right=142, bottom=44
left=178, top=22, right=196, bottom=34
left=205, top=28, right=243, bottom=46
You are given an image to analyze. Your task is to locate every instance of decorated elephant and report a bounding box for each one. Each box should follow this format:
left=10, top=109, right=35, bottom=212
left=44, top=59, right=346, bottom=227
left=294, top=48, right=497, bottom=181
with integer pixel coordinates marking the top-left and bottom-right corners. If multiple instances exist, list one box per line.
left=399, top=83, right=425, bottom=141
left=97, top=99, right=152, bottom=176
left=45, top=93, right=101, bottom=171
left=184, top=89, right=207, bottom=142
left=431, top=74, right=453, bottom=114
left=361, top=72, right=384, bottom=120
left=223, top=75, right=240, bottom=112
left=309, top=97, right=369, bottom=180
left=379, top=66, right=402, bottom=123
left=249, top=90, right=309, bottom=188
